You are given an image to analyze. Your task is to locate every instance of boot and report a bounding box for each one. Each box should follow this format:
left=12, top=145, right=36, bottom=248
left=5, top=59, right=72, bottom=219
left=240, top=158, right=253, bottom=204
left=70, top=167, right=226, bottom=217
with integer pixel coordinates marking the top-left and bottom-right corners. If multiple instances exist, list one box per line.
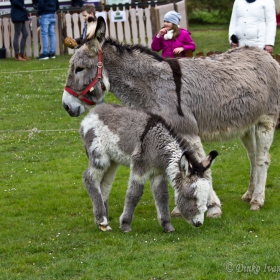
left=14, top=54, right=27, bottom=61
left=19, top=53, right=30, bottom=60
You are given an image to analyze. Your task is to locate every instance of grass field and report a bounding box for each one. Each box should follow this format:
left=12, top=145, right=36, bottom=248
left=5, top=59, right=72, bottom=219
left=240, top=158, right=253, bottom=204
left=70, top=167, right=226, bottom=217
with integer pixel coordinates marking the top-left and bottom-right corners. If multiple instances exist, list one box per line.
left=1, top=29, right=280, bottom=279
left=189, top=24, right=280, bottom=55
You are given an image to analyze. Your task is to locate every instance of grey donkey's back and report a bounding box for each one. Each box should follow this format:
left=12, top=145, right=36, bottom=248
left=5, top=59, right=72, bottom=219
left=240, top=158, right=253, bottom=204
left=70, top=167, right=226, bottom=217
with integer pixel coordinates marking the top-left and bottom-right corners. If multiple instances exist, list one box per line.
left=80, top=103, right=218, bottom=232
left=178, top=46, right=280, bottom=140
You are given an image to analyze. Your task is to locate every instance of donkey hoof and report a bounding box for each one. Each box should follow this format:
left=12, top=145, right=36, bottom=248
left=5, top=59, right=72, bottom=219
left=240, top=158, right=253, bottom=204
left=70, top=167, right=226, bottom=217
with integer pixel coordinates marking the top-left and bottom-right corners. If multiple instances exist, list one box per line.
left=171, top=207, right=182, bottom=218
left=99, top=225, right=112, bottom=231
left=242, top=192, right=252, bottom=203
left=207, top=205, right=222, bottom=218
left=164, top=224, right=175, bottom=233
left=121, top=224, right=132, bottom=233
left=250, top=203, right=261, bottom=211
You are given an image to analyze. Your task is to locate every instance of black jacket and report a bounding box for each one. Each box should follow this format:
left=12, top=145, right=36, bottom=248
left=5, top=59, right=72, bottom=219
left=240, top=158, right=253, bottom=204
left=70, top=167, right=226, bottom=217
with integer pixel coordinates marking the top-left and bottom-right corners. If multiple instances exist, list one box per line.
left=10, top=0, right=29, bottom=23
left=75, top=25, right=86, bottom=45
left=37, top=0, right=59, bottom=16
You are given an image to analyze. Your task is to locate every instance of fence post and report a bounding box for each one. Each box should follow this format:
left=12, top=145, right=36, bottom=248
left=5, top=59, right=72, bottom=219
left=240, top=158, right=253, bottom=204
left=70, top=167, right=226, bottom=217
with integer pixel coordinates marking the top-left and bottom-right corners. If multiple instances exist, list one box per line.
left=3, top=17, right=10, bottom=58
left=185, top=0, right=188, bottom=28
left=0, top=19, right=2, bottom=48
left=150, top=7, right=159, bottom=37
left=57, top=13, right=63, bottom=56
left=145, top=7, right=153, bottom=47
left=175, top=0, right=187, bottom=29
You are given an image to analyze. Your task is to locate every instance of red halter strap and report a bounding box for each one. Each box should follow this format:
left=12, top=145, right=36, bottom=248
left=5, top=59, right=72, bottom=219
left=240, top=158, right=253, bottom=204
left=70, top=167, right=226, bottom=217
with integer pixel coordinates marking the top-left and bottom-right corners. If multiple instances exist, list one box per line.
left=64, top=49, right=106, bottom=105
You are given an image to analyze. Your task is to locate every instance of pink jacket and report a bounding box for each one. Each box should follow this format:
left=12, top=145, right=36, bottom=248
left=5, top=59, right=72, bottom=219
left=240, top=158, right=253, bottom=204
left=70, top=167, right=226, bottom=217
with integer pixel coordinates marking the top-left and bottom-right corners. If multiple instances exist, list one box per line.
left=151, top=28, right=196, bottom=58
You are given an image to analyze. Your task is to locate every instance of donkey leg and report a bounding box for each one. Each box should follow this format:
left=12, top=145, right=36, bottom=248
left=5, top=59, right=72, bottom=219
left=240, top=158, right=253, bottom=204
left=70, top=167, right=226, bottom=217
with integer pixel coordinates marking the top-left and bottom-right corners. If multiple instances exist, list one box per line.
left=206, top=179, right=222, bottom=218
left=150, top=175, right=175, bottom=233
left=250, top=116, right=275, bottom=210
left=120, top=173, right=146, bottom=233
left=240, top=126, right=257, bottom=203
left=83, top=168, right=111, bottom=231
left=99, top=162, right=119, bottom=231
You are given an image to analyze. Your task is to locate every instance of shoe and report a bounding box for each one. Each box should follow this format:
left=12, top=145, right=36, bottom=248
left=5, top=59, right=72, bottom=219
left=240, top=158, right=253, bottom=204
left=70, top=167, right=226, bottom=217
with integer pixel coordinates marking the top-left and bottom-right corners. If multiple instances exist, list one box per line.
left=14, top=54, right=27, bottom=61
left=49, top=53, right=56, bottom=59
left=19, top=53, right=30, bottom=60
left=37, top=53, right=49, bottom=60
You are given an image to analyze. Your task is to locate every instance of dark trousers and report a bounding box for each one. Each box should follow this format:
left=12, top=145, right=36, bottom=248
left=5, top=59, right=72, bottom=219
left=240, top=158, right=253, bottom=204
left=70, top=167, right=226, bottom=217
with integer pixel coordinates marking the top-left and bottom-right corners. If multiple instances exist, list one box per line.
left=13, top=21, right=28, bottom=55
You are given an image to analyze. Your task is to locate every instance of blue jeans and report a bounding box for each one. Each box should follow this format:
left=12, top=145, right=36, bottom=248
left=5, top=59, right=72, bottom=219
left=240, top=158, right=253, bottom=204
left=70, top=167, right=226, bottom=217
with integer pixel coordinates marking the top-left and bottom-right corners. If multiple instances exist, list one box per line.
left=40, top=14, right=56, bottom=55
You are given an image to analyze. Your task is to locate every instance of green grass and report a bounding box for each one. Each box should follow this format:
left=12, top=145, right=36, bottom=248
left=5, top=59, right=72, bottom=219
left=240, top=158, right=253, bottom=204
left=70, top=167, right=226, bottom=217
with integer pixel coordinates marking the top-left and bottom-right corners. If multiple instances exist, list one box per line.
left=188, top=10, right=231, bottom=25
left=1, top=30, right=280, bottom=279
left=189, top=25, right=280, bottom=56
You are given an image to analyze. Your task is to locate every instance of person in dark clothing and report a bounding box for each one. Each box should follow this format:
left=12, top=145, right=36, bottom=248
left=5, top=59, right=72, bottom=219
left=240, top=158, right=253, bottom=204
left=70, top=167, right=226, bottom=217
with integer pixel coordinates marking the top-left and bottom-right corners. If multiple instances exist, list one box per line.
left=36, top=0, right=59, bottom=60
left=32, top=0, right=39, bottom=10
left=10, top=0, right=29, bottom=61
left=71, top=0, right=83, bottom=8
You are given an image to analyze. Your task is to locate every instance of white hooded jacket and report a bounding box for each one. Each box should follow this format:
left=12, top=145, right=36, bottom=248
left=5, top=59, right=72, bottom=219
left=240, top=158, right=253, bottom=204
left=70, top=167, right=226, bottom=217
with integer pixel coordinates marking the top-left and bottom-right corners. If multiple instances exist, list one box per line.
left=229, top=0, right=276, bottom=48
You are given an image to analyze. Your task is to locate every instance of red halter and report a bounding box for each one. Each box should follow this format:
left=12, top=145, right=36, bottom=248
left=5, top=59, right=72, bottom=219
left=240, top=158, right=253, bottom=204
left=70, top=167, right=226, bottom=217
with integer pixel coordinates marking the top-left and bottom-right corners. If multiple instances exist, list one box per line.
left=64, top=49, right=106, bottom=105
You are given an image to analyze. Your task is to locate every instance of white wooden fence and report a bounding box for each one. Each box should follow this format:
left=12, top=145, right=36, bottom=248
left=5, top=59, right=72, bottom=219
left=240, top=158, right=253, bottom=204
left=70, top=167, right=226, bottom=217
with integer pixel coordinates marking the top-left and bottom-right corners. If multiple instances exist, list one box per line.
left=0, top=1, right=186, bottom=58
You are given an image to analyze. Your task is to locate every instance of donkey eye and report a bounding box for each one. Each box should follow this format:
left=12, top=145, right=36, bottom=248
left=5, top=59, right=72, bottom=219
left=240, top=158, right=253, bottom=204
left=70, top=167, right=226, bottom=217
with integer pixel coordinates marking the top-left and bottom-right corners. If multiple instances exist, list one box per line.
left=75, top=67, right=84, bottom=73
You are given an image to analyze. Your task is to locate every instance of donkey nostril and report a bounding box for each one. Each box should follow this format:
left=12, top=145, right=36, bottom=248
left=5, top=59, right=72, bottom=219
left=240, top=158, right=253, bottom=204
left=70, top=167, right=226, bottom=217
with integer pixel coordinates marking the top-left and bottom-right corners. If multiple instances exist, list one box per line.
left=63, top=103, right=70, bottom=112
left=193, top=221, right=202, bottom=227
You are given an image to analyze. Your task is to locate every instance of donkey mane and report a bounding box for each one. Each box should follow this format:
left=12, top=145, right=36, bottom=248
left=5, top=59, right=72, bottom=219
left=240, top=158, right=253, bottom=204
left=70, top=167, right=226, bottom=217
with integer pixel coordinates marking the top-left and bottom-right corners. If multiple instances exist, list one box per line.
left=141, top=112, right=203, bottom=173
left=103, top=37, right=165, bottom=62
left=103, top=38, right=184, bottom=115
left=141, top=112, right=189, bottom=151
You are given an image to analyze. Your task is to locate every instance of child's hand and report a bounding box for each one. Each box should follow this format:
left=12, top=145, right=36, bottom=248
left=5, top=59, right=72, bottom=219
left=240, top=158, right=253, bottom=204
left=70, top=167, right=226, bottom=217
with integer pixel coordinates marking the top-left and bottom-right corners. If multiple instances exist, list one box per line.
left=173, top=47, right=184, bottom=54
left=158, top=28, right=168, bottom=37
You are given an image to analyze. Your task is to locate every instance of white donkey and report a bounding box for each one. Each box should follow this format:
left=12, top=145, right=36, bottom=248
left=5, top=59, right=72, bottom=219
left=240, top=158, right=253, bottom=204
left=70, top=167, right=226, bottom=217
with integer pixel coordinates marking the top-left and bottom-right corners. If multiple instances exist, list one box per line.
left=80, top=103, right=218, bottom=232
left=63, top=17, right=280, bottom=212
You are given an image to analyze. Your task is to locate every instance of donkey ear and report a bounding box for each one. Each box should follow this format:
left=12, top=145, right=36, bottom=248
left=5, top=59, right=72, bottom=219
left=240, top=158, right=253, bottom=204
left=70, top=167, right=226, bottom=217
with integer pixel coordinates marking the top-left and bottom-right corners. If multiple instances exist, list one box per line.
left=95, top=16, right=106, bottom=42
left=201, top=150, right=218, bottom=169
left=180, top=153, right=189, bottom=175
left=86, top=19, right=98, bottom=40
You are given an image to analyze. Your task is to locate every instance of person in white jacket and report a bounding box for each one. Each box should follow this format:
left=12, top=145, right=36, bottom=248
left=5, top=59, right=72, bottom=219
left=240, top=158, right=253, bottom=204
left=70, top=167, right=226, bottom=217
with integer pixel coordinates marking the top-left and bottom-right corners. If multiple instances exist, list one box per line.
left=229, top=0, right=276, bottom=53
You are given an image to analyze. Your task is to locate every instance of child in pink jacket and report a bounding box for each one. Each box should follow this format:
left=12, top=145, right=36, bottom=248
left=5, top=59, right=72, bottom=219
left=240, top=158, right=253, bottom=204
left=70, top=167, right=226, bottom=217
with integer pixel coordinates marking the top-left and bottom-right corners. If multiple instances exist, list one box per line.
left=151, top=11, right=196, bottom=58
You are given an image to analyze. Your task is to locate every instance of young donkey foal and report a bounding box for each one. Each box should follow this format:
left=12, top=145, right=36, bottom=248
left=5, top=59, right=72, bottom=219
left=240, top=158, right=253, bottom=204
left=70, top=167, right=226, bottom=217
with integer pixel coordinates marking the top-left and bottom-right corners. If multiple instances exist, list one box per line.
left=80, top=104, right=218, bottom=232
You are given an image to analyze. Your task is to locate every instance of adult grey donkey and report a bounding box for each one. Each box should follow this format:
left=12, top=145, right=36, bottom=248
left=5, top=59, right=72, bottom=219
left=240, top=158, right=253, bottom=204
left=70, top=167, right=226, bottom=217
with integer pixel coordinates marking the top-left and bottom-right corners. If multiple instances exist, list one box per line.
left=62, top=17, right=280, bottom=213
left=80, top=103, right=218, bottom=232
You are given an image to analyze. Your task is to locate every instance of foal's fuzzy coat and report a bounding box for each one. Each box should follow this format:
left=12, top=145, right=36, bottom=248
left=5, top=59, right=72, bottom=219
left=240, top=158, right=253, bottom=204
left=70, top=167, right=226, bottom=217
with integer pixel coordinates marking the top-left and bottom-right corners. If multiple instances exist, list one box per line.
left=80, top=104, right=217, bottom=232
